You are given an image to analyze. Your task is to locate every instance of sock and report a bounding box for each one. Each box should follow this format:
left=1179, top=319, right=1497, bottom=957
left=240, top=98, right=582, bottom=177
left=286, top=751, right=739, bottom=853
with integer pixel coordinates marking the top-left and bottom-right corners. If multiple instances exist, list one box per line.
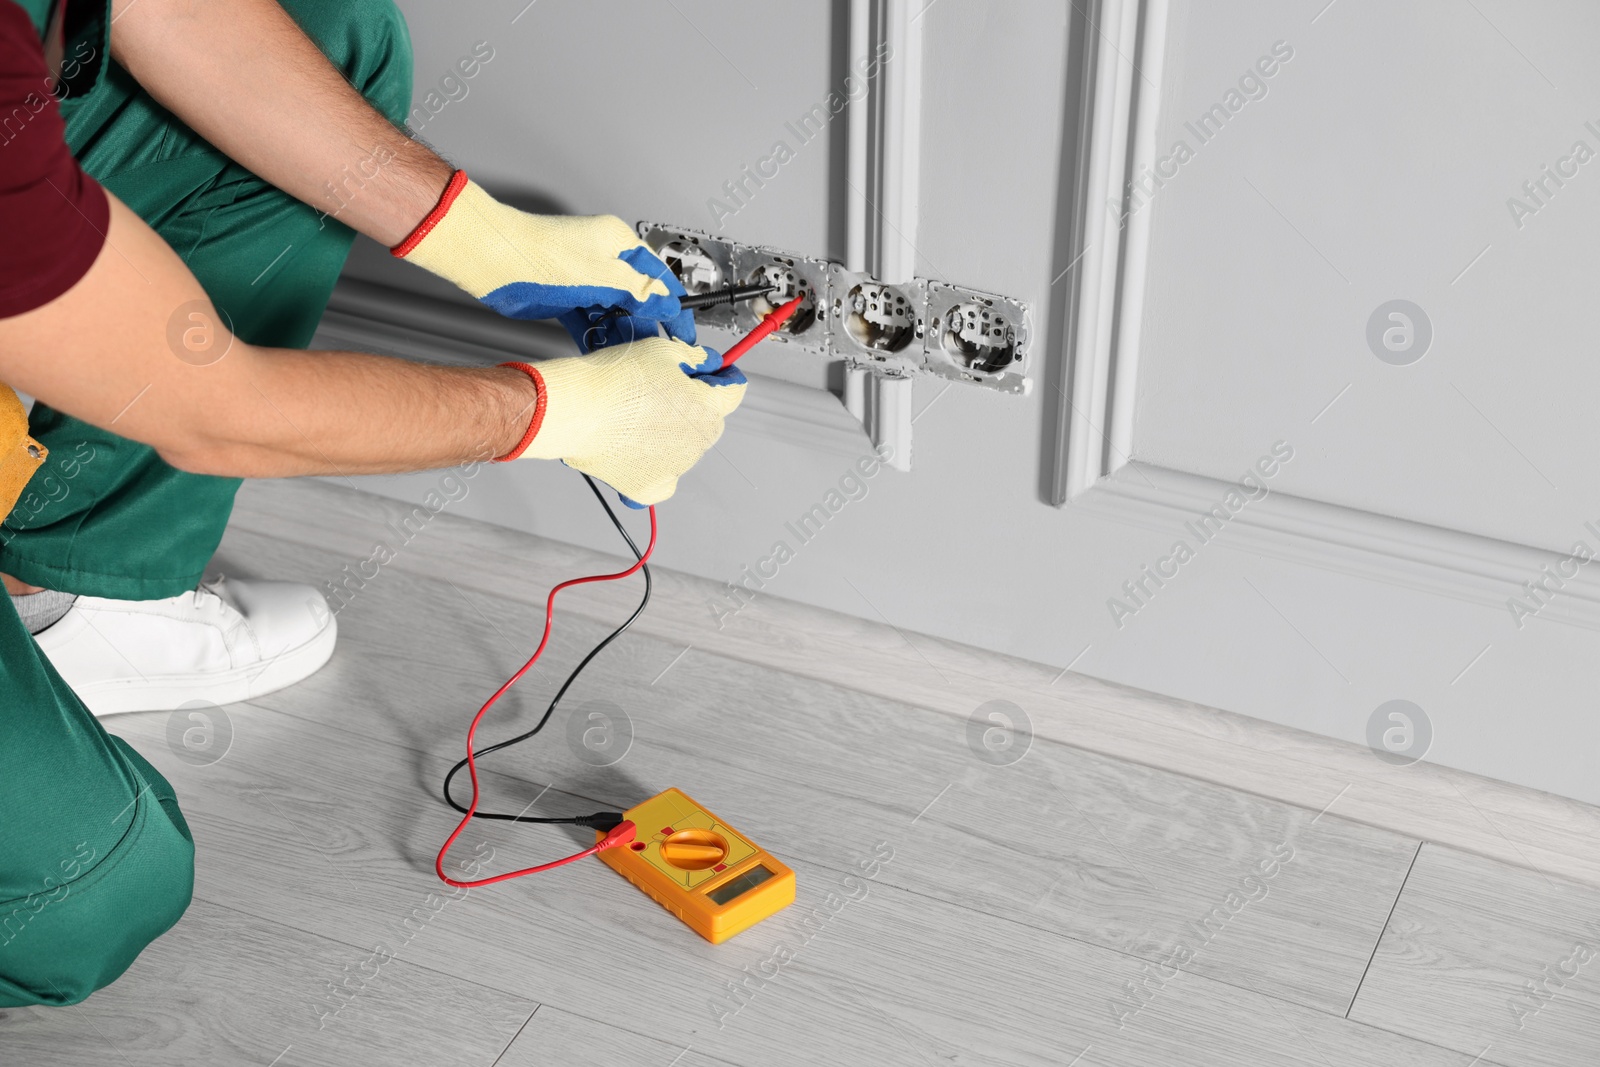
left=10, top=588, right=77, bottom=634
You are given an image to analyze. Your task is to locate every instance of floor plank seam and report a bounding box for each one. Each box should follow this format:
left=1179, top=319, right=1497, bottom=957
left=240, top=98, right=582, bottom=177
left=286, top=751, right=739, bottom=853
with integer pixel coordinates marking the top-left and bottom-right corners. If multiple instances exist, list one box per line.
left=185, top=893, right=544, bottom=1011
left=528, top=1003, right=751, bottom=1067
left=223, top=699, right=1385, bottom=1016
left=192, top=771, right=1378, bottom=1038
left=488, top=1003, right=542, bottom=1067
left=164, top=655, right=1444, bottom=1025
left=1343, top=838, right=1425, bottom=1019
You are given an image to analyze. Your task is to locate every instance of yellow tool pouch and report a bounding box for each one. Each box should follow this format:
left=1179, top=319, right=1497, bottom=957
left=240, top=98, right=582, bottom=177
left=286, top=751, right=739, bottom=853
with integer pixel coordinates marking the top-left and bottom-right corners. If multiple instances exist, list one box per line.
left=0, top=384, right=46, bottom=523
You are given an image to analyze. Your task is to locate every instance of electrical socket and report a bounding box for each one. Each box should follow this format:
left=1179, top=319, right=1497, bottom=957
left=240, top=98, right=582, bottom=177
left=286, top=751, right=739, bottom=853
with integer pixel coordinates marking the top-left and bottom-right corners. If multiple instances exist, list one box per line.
left=731, top=245, right=831, bottom=355
left=635, top=221, right=1031, bottom=394
left=636, top=224, right=738, bottom=329
left=827, top=267, right=925, bottom=377
left=921, top=281, right=1031, bottom=395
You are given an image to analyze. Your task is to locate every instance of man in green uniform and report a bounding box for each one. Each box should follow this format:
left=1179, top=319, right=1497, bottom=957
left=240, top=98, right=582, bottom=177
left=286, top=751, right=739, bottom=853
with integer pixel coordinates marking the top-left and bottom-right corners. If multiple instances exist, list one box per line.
left=0, top=0, right=744, bottom=1005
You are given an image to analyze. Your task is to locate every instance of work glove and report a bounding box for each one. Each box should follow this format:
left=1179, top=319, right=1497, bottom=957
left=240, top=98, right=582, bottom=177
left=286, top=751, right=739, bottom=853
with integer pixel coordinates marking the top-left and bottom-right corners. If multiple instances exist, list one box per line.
left=393, top=171, right=694, bottom=352
left=497, top=337, right=747, bottom=506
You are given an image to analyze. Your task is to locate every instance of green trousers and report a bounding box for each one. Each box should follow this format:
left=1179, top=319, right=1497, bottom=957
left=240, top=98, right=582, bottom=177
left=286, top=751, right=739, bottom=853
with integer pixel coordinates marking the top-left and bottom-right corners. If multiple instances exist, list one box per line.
left=0, top=0, right=413, bottom=1007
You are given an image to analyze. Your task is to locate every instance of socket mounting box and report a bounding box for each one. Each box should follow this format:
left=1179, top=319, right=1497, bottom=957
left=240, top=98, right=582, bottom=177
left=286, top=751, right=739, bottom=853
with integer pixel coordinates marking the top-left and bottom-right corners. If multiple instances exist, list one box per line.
left=636, top=225, right=738, bottom=330
left=827, top=267, right=926, bottom=378
left=923, top=281, right=1031, bottom=395
left=730, top=244, right=831, bottom=356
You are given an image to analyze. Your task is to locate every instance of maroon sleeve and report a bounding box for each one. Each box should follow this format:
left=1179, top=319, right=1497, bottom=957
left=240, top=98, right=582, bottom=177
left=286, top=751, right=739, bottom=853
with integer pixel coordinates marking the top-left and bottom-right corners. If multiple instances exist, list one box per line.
left=0, top=1, right=109, bottom=319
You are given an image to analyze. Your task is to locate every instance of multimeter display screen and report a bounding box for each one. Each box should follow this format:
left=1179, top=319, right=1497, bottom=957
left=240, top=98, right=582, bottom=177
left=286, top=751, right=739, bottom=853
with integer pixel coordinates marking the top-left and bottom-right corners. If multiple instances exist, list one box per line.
left=707, top=865, right=774, bottom=905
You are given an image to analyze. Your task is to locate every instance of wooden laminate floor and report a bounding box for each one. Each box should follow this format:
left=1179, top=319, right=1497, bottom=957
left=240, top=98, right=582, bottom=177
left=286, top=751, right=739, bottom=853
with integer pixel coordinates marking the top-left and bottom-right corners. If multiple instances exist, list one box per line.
left=2, top=481, right=1596, bottom=1066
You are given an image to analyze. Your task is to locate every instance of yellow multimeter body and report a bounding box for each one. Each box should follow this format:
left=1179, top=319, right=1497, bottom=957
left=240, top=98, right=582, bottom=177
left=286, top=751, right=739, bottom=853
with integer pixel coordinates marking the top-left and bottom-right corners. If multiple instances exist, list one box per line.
left=597, top=788, right=795, bottom=944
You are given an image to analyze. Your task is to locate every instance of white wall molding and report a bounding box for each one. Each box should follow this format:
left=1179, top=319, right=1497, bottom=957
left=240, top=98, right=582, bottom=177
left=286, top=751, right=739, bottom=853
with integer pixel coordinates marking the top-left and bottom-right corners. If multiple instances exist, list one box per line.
left=1080, top=461, right=1600, bottom=633
left=1028, top=0, right=1600, bottom=807
left=1049, top=0, right=1600, bottom=633
left=1105, top=0, right=1168, bottom=480
left=871, top=0, right=924, bottom=284
left=843, top=0, right=924, bottom=472
left=1053, top=0, right=1167, bottom=502
left=728, top=375, right=876, bottom=458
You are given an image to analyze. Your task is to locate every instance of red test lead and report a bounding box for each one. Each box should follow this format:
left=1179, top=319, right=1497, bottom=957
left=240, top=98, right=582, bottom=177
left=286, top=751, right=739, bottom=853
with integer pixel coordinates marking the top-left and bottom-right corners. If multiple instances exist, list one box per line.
left=719, top=294, right=806, bottom=369
left=435, top=297, right=797, bottom=891
left=434, top=508, right=658, bottom=889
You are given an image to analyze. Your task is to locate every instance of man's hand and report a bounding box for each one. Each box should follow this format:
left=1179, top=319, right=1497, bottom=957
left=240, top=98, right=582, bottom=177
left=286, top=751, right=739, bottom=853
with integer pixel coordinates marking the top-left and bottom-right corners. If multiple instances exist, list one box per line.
left=503, top=339, right=746, bottom=506
left=0, top=195, right=541, bottom=478
left=69, top=0, right=734, bottom=493
left=394, top=175, right=695, bottom=352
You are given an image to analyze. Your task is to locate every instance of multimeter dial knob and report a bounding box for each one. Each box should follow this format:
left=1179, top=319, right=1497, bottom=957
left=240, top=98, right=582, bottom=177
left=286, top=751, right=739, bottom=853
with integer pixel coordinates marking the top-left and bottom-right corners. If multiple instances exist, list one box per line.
left=659, top=828, right=729, bottom=870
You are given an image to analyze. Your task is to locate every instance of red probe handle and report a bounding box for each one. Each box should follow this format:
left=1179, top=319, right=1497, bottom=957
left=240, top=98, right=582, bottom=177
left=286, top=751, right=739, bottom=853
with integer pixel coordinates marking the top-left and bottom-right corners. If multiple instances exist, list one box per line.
left=719, top=294, right=805, bottom=369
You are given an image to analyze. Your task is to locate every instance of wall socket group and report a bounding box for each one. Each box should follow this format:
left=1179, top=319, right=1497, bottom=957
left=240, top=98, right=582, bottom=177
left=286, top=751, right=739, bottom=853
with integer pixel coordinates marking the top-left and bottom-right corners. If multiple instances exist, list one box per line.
left=637, top=223, right=1032, bottom=395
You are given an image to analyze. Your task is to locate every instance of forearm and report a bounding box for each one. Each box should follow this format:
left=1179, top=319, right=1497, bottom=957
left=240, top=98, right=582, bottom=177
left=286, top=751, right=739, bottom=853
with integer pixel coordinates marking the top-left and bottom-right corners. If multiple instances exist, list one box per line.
left=0, top=193, right=537, bottom=478
left=108, top=0, right=451, bottom=247
left=167, top=350, right=537, bottom=478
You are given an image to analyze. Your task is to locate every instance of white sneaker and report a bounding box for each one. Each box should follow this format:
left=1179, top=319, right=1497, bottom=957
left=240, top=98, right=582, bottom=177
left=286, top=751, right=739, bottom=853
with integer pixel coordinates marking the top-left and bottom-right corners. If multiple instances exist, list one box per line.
left=33, top=575, right=337, bottom=716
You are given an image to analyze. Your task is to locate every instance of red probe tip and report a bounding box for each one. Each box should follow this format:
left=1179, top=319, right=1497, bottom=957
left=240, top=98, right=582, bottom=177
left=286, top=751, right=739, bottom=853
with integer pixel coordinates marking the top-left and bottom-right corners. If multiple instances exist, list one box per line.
left=766, top=293, right=806, bottom=326
left=719, top=294, right=807, bottom=369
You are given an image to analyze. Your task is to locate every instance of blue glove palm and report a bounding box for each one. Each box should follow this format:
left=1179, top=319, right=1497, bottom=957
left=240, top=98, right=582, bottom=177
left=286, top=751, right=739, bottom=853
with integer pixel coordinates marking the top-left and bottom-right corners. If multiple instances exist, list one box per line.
left=561, top=248, right=697, bottom=353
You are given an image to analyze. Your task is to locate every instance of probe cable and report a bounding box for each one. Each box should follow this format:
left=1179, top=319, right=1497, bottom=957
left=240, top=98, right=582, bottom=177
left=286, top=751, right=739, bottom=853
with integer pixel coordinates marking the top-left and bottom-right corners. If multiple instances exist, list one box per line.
left=433, top=483, right=654, bottom=888
left=438, top=474, right=651, bottom=826
left=433, top=296, right=803, bottom=889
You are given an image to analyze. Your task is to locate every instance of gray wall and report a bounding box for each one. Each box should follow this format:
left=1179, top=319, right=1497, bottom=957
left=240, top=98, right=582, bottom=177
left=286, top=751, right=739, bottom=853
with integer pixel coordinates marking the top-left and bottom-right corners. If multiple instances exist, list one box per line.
left=335, top=0, right=1086, bottom=670
left=315, top=0, right=1600, bottom=806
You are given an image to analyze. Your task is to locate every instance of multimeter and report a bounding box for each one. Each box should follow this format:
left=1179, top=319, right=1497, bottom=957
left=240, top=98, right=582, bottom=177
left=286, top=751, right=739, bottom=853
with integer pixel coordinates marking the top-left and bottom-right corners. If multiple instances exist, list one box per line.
left=597, top=788, right=795, bottom=943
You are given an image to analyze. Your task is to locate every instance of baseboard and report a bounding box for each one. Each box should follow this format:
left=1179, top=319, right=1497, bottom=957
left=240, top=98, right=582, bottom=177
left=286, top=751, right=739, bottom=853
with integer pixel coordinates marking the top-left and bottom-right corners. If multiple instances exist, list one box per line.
left=224, top=475, right=1600, bottom=888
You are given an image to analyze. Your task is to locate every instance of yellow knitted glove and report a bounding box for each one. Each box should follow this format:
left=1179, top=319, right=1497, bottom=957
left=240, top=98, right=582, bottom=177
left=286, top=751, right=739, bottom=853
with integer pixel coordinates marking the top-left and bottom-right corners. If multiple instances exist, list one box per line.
left=500, top=338, right=747, bottom=506
left=393, top=172, right=691, bottom=350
